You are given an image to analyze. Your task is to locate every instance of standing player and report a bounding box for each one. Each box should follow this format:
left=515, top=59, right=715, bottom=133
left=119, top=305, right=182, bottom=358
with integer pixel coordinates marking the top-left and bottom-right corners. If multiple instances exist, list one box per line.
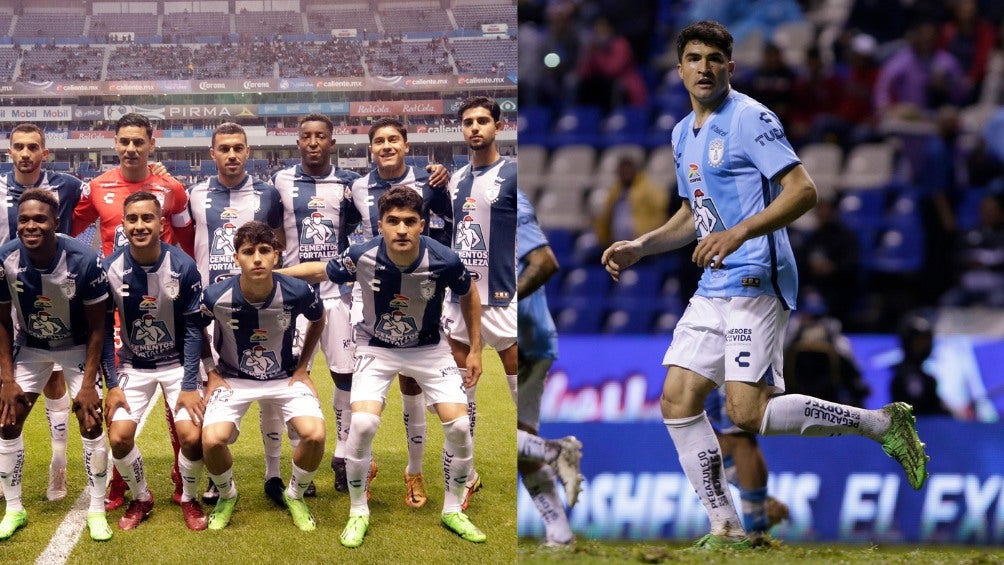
left=0, top=189, right=118, bottom=541
left=104, top=191, right=209, bottom=531
left=71, top=112, right=193, bottom=510
left=188, top=122, right=286, bottom=504
left=516, top=189, right=583, bottom=547
left=199, top=222, right=325, bottom=532
left=444, top=96, right=518, bottom=508
left=601, top=20, right=929, bottom=548
left=345, top=116, right=451, bottom=508
left=2, top=123, right=85, bottom=501
left=281, top=187, right=484, bottom=547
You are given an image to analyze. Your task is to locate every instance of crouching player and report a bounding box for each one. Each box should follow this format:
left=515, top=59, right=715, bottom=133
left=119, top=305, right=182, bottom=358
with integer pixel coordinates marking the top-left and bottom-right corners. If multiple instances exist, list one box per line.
left=104, top=191, right=208, bottom=531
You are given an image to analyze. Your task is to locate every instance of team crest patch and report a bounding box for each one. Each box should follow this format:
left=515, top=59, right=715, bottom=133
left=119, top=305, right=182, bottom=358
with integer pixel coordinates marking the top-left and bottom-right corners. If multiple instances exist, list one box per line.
left=485, top=177, right=503, bottom=203
left=250, top=192, right=262, bottom=213
left=341, top=255, right=356, bottom=273
left=164, top=276, right=179, bottom=299
left=60, top=278, right=76, bottom=299
left=277, top=310, right=291, bottom=331
left=708, top=138, right=725, bottom=167
left=419, top=279, right=436, bottom=300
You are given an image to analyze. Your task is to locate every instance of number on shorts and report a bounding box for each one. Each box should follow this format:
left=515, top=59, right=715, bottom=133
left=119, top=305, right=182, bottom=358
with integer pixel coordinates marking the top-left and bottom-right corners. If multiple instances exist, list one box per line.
left=353, top=353, right=375, bottom=374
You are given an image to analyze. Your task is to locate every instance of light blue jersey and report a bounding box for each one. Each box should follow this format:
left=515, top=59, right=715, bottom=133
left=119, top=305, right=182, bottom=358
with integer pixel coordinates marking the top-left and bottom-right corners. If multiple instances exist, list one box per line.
left=672, top=89, right=800, bottom=309
left=516, top=190, right=557, bottom=361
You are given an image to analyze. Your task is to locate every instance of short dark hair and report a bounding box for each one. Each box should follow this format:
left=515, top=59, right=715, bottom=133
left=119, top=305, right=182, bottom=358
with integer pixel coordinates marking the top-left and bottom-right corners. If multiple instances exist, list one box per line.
left=457, top=95, right=500, bottom=122
left=115, top=113, right=154, bottom=138
left=676, top=20, right=733, bottom=62
left=368, top=117, right=407, bottom=142
left=233, top=220, right=283, bottom=253
left=378, top=185, right=424, bottom=218
left=123, top=190, right=162, bottom=214
left=10, top=123, right=45, bottom=146
left=18, top=187, right=58, bottom=218
left=299, top=113, right=333, bottom=135
left=212, top=122, right=246, bottom=147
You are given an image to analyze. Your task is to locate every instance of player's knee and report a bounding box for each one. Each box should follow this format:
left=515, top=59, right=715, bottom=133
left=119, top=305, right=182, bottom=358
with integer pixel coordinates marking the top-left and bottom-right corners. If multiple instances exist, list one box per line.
left=108, top=430, right=133, bottom=454
left=176, top=425, right=201, bottom=452
left=296, top=420, right=326, bottom=447
left=442, top=416, right=471, bottom=455
left=349, top=412, right=380, bottom=444
left=201, top=427, right=229, bottom=452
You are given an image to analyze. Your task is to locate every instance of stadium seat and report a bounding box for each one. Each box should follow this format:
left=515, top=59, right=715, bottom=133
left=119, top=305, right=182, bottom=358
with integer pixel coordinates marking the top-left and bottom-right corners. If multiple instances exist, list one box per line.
left=602, top=306, right=653, bottom=334
left=772, top=21, right=814, bottom=66
left=838, top=142, right=896, bottom=191
left=560, top=265, right=611, bottom=299
left=517, top=145, right=547, bottom=203
left=536, top=190, right=589, bottom=230
left=198, top=161, right=218, bottom=176
left=550, top=105, right=603, bottom=147
left=798, top=143, right=843, bottom=199
left=954, top=186, right=985, bottom=231
left=542, top=228, right=575, bottom=265
left=645, top=144, right=678, bottom=192
left=452, top=154, right=470, bottom=169
left=554, top=300, right=604, bottom=333
left=608, top=265, right=662, bottom=301
left=517, top=106, right=552, bottom=147
left=543, top=144, right=597, bottom=207
left=0, top=163, right=11, bottom=173
left=870, top=222, right=924, bottom=274
left=646, top=111, right=679, bottom=148
left=601, top=106, right=649, bottom=147
left=404, top=156, right=430, bottom=169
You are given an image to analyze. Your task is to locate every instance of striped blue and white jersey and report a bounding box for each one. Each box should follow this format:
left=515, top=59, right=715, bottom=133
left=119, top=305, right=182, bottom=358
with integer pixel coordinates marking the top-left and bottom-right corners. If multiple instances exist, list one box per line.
left=0, top=170, right=82, bottom=242
left=188, top=175, right=284, bottom=287
left=104, top=243, right=202, bottom=386
left=672, top=89, right=801, bottom=309
left=273, top=164, right=358, bottom=300
left=200, top=273, right=323, bottom=381
left=0, top=234, right=108, bottom=349
left=517, top=190, right=557, bottom=361
left=346, top=165, right=453, bottom=248
left=325, top=235, right=470, bottom=349
left=448, top=157, right=517, bottom=307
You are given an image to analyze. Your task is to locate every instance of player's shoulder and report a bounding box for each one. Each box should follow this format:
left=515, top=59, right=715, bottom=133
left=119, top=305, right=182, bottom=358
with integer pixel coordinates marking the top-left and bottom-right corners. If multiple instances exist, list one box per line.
left=424, top=236, right=461, bottom=265
left=0, top=237, right=20, bottom=258
left=163, top=243, right=199, bottom=271
left=47, top=171, right=83, bottom=189
left=274, top=271, right=314, bottom=295
left=202, top=276, right=236, bottom=300
left=251, top=177, right=278, bottom=191
left=729, top=89, right=775, bottom=120
left=187, top=177, right=211, bottom=194
left=334, top=167, right=361, bottom=183
left=58, top=233, right=101, bottom=262
left=101, top=245, right=129, bottom=269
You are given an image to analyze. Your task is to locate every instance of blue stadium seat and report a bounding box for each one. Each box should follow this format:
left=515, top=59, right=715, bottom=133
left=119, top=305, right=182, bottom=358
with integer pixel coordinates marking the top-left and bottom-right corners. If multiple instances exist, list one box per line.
left=561, top=265, right=611, bottom=300
left=601, top=106, right=649, bottom=147
left=0, top=163, right=11, bottom=173
left=198, top=161, right=218, bottom=176
left=646, top=111, right=678, bottom=148
left=405, top=155, right=430, bottom=169
left=550, top=105, right=602, bottom=147
left=870, top=219, right=924, bottom=274
left=602, top=306, right=653, bottom=334
left=543, top=228, right=575, bottom=265
left=517, top=106, right=551, bottom=147
left=608, top=265, right=662, bottom=300
left=554, top=299, right=604, bottom=333
left=452, top=154, right=470, bottom=169
left=955, top=186, right=985, bottom=231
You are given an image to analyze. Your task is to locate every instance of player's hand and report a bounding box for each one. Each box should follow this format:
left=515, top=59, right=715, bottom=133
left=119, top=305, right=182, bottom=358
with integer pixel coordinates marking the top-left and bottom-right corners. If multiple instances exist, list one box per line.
left=463, top=351, right=482, bottom=388
left=601, top=240, right=641, bottom=281
left=149, top=162, right=169, bottom=177
left=692, top=229, right=742, bottom=269
left=0, top=380, right=28, bottom=428
left=290, top=369, right=318, bottom=397
left=427, top=163, right=449, bottom=188
left=103, top=386, right=130, bottom=427
left=176, top=390, right=206, bottom=426
left=74, top=385, right=103, bottom=433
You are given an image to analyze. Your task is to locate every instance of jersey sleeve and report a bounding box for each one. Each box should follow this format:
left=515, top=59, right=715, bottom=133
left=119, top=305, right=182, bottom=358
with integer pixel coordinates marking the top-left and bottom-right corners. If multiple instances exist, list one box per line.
left=325, top=248, right=358, bottom=284
left=516, top=190, right=548, bottom=262
left=737, top=106, right=800, bottom=181
left=71, top=182, right=99, bottom=236
left=265, top=187, right=283, bottom=229
left=446, top=254, right=472, bottom=296
left=166, top=178, right=193, bottom=228
left=180, top=259, right=203, bottom=316
left=197, top=294, right=215, bottom=328
left=300, top=283, right=324, bottom=322
left=81, top=256, right=110, bottom=305
left=0, top=261, right=10, bottom=303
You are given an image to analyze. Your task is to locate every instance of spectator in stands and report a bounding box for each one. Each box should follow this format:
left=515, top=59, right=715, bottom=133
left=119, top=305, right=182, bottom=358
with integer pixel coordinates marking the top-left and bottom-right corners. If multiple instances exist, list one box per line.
left=575, top=16, right=648, bottom=112
left=795, top=196, right=861, bottom=328
left=742, top=43, right=796, bottom=135
left=938, top=0, right=996, bottom=103
left=941, top=185, right=1004, bottom=307
left=594, top=155, right=668, bottom=248
left=789, top=47, right=845, bottom=147
left=889, top=313, right=951, bottom=416
left=835, top=33, right=880, bottom=146
left=979, top=16, right=1004, bottom=106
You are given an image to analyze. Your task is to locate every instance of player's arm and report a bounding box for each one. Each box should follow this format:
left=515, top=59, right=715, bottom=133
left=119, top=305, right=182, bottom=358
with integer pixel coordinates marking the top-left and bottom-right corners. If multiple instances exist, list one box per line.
left=70, top=182, right=98, bottom=237
left=290, top=311, right=325, bottom=396
left=176, top=310, right=206, bottom=424
left=426, top=163, right=449, bottom=188
left=602, top=201, right=696, bottom=281
left=517, top=244, right=559, bottom=298
left=276, top=261, right=328, bottom=284
left=459, top=282, right=482, bottom=388
left=100, top=301, right=128, bottom=426
left=77, top=299, right=110, bottom=431
left=0, top=300, right=24, bottom=428
left=692, top=163, right=817, bottom=269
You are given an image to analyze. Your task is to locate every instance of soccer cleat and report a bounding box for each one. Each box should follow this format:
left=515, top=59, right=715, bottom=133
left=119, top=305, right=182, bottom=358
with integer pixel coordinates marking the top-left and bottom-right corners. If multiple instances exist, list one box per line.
left=118, top=492, right=154, bottom=530
left=86, top=512, right=113, bottom=541
left=0, top=510, right=27, bottom=540
left=339, top=514, right=369, bottom=548
left=460, top=469, right=482, bottom=511
left=207, top=494, right=239, bottom=530
left=404, top=471, right=428, bottom=508
left=880, top=402, right=931, bottom=490
left=46, top=461, right=68, bottom=501
left=553, top=436, right=584, bottom=508
left=180, top=500, right=208, bottom=531
left=441, top=511, right=486, bottom=543
left=332, top=456, right=348, bottom=493
left=104, top=473, right=128, bottom=512
left=304, top=481, right=317, bottom=498
left=171, top=465, right=183, bottom=505
left=264, top=477, right=285, bottom=507
left=202, top=480, right=219, bottom=505
left=366, top=460, right=378, bottom=501
left=283, top=492, right=317, bottom=532
left=692, top=533, right=751, bottom=550
left=766, top=496, right=789, bottom=529
left=541, top=536, right=575, bottom=549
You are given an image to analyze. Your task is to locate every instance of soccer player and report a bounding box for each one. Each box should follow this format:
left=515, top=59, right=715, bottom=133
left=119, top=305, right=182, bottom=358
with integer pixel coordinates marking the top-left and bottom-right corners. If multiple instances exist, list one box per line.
left=71, top=112, right=193, bottom=510
left=601, top=20, right=930, bottom=549
left=345, top=116, right=452, bottom=508
left=281, top=187, right=484, bottom=547
left=0, top=189, right=119, bottom=541
left=516, top=189, right=583, bottom=547
left=188, top=122, right=286, bottom=504
left=2, top=123, right=86, bottom=501
left=198, top=221, right=325, bottom=532
left=104, top=191, right=208, bottom=531
left=444, top=96, right=518, bottom=509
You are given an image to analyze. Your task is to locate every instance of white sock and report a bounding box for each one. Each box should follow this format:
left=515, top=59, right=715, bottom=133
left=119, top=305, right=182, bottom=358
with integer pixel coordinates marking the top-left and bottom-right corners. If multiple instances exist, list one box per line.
left=523, top=465, right=574, bottom=544
left=44, top=392, right=69, bottom=469
left=517, top=429, right=557, bottom=464
left=664, top=413, right=743, bottom=537
left=286, top=461, right=317, bottom=500
left=82, top=435, right=109, bottom=513
left=332, top=387, right=351, bottom=459
left=463, top=374, right=476, bottom=440
left=401, top=391, right=426, bottom=475
left=441, top=415, right=472, bottom=514
left=506, top=373, right=518, bottom=405
left=0, top=436, right=25, bottom=512
left=345, top=412, right=380, bottom=516
left=759, top=394, right=890, bottom=440
left=209, top=468, right=237, bottom=499
left=112, top=445, right=150, bottom=501
left=178, top=453, right=204, bottom=502
left=259, top=403, right=283, bottom=480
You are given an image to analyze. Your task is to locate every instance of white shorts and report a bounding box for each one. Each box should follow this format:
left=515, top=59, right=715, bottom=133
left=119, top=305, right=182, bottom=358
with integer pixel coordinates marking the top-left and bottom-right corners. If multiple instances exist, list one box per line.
left=202, top=377, right=324, bottom=444
left=295, top=295, right=354, bottom=374
left=14, top=344, right=102, bottom=399
left=443, top=300, right=517, bottom=351
left=663, top=295, right=788, bottom=392
left=351, top=343, right=467, bottom=407
left=111, top=364, right=199, bottom=424
left=517, top=357, right=553, bottom=431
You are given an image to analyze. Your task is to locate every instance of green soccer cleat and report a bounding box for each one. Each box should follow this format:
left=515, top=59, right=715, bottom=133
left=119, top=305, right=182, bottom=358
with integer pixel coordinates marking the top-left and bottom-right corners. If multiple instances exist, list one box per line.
left=0, top=510, right=27, bottom=540
left=880, top=402, right=931, bottom=490
left=283, top=492, right=316, bottom=532
left=441, top=511, right=486, bottom=543
left=207, top=493, right=239, bottom=530
left=692, top=533, right=751, bottom=550
left=86, top=512, right=112, bottom=542
left=339, top=514, right=369, bottom=548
